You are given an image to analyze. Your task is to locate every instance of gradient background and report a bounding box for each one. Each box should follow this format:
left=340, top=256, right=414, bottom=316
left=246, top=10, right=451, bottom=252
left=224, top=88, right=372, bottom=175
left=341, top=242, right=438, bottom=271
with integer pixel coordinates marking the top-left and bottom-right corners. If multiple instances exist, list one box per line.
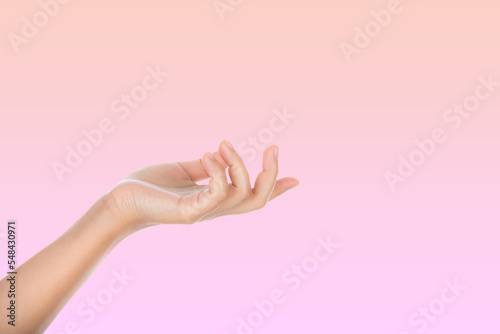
left=1, top=0, right=499, bottom=333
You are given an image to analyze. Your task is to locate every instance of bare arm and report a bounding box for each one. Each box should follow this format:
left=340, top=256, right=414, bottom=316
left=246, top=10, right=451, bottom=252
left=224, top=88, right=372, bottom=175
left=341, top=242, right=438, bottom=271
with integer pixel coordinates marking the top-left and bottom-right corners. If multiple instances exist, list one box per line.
left=0, top=141, right=299, bottom=333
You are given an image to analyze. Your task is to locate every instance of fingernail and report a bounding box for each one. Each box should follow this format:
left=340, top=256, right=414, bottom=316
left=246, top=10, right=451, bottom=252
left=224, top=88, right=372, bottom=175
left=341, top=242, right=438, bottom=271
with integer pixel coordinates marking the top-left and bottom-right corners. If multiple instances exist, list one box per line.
left=225, top=139, right=235, bottom=151
left=274, top=146, right=279, bottom=159
left=206, top=152, right=217, bottom=161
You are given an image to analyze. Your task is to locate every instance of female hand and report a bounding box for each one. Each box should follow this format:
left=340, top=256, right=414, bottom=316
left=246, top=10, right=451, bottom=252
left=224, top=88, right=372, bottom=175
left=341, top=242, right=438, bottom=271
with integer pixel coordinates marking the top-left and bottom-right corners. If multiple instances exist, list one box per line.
left=106, top=140, right=299, bottom=232
left=0, top=140, right=299, bottom=334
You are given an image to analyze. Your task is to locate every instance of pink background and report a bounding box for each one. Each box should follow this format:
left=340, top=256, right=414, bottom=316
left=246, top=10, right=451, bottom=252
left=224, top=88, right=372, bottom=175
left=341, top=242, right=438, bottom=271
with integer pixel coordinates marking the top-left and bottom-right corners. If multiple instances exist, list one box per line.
left=1, top=0, right=499, bottom=333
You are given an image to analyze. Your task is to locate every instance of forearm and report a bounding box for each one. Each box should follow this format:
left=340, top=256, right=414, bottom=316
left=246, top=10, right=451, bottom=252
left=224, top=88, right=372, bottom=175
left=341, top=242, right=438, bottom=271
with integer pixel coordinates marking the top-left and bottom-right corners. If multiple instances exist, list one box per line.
left=0, top=142, right=298, bottom=333
left=0, top=194, right=129, bottom=334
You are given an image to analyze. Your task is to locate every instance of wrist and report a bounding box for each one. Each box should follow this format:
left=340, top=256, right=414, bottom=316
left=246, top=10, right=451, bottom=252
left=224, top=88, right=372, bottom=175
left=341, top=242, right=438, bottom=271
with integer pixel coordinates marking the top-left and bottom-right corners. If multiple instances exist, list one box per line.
left=96, top=192, right=138, bottom=240
left=101, top=183, right=153, bottom=237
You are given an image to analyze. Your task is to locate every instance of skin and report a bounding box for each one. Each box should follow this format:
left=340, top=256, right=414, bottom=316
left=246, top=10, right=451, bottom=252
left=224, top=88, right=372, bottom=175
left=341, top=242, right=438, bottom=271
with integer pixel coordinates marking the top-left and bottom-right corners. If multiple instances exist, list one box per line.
left=0, top=140, right=299, bottom=334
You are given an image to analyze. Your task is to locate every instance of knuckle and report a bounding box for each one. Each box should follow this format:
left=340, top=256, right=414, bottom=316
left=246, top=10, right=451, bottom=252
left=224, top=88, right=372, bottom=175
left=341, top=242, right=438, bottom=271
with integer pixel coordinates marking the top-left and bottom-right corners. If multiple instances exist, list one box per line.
left=233, top=162, right=245, bottom=173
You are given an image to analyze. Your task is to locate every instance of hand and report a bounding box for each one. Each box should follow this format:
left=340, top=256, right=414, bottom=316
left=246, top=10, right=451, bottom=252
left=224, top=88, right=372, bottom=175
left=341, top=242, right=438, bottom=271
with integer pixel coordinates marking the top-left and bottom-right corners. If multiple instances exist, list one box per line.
left=106, top=140, right=299, bottom=232
left=0, top=140, right=299, bottom=334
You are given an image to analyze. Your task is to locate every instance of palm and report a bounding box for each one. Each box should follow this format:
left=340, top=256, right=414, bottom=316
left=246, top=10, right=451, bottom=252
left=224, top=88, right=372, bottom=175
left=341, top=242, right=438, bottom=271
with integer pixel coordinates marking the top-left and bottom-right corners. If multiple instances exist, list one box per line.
left=123, top=162, right=212, bottom=223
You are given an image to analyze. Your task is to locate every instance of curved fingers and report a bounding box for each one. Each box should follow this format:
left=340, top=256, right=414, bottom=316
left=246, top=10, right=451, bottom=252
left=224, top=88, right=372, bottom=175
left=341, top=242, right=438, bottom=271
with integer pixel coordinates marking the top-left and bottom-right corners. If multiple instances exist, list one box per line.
left=207, top=145, right=281, bottom=219
left=180, top=152, right=229, bottom=223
